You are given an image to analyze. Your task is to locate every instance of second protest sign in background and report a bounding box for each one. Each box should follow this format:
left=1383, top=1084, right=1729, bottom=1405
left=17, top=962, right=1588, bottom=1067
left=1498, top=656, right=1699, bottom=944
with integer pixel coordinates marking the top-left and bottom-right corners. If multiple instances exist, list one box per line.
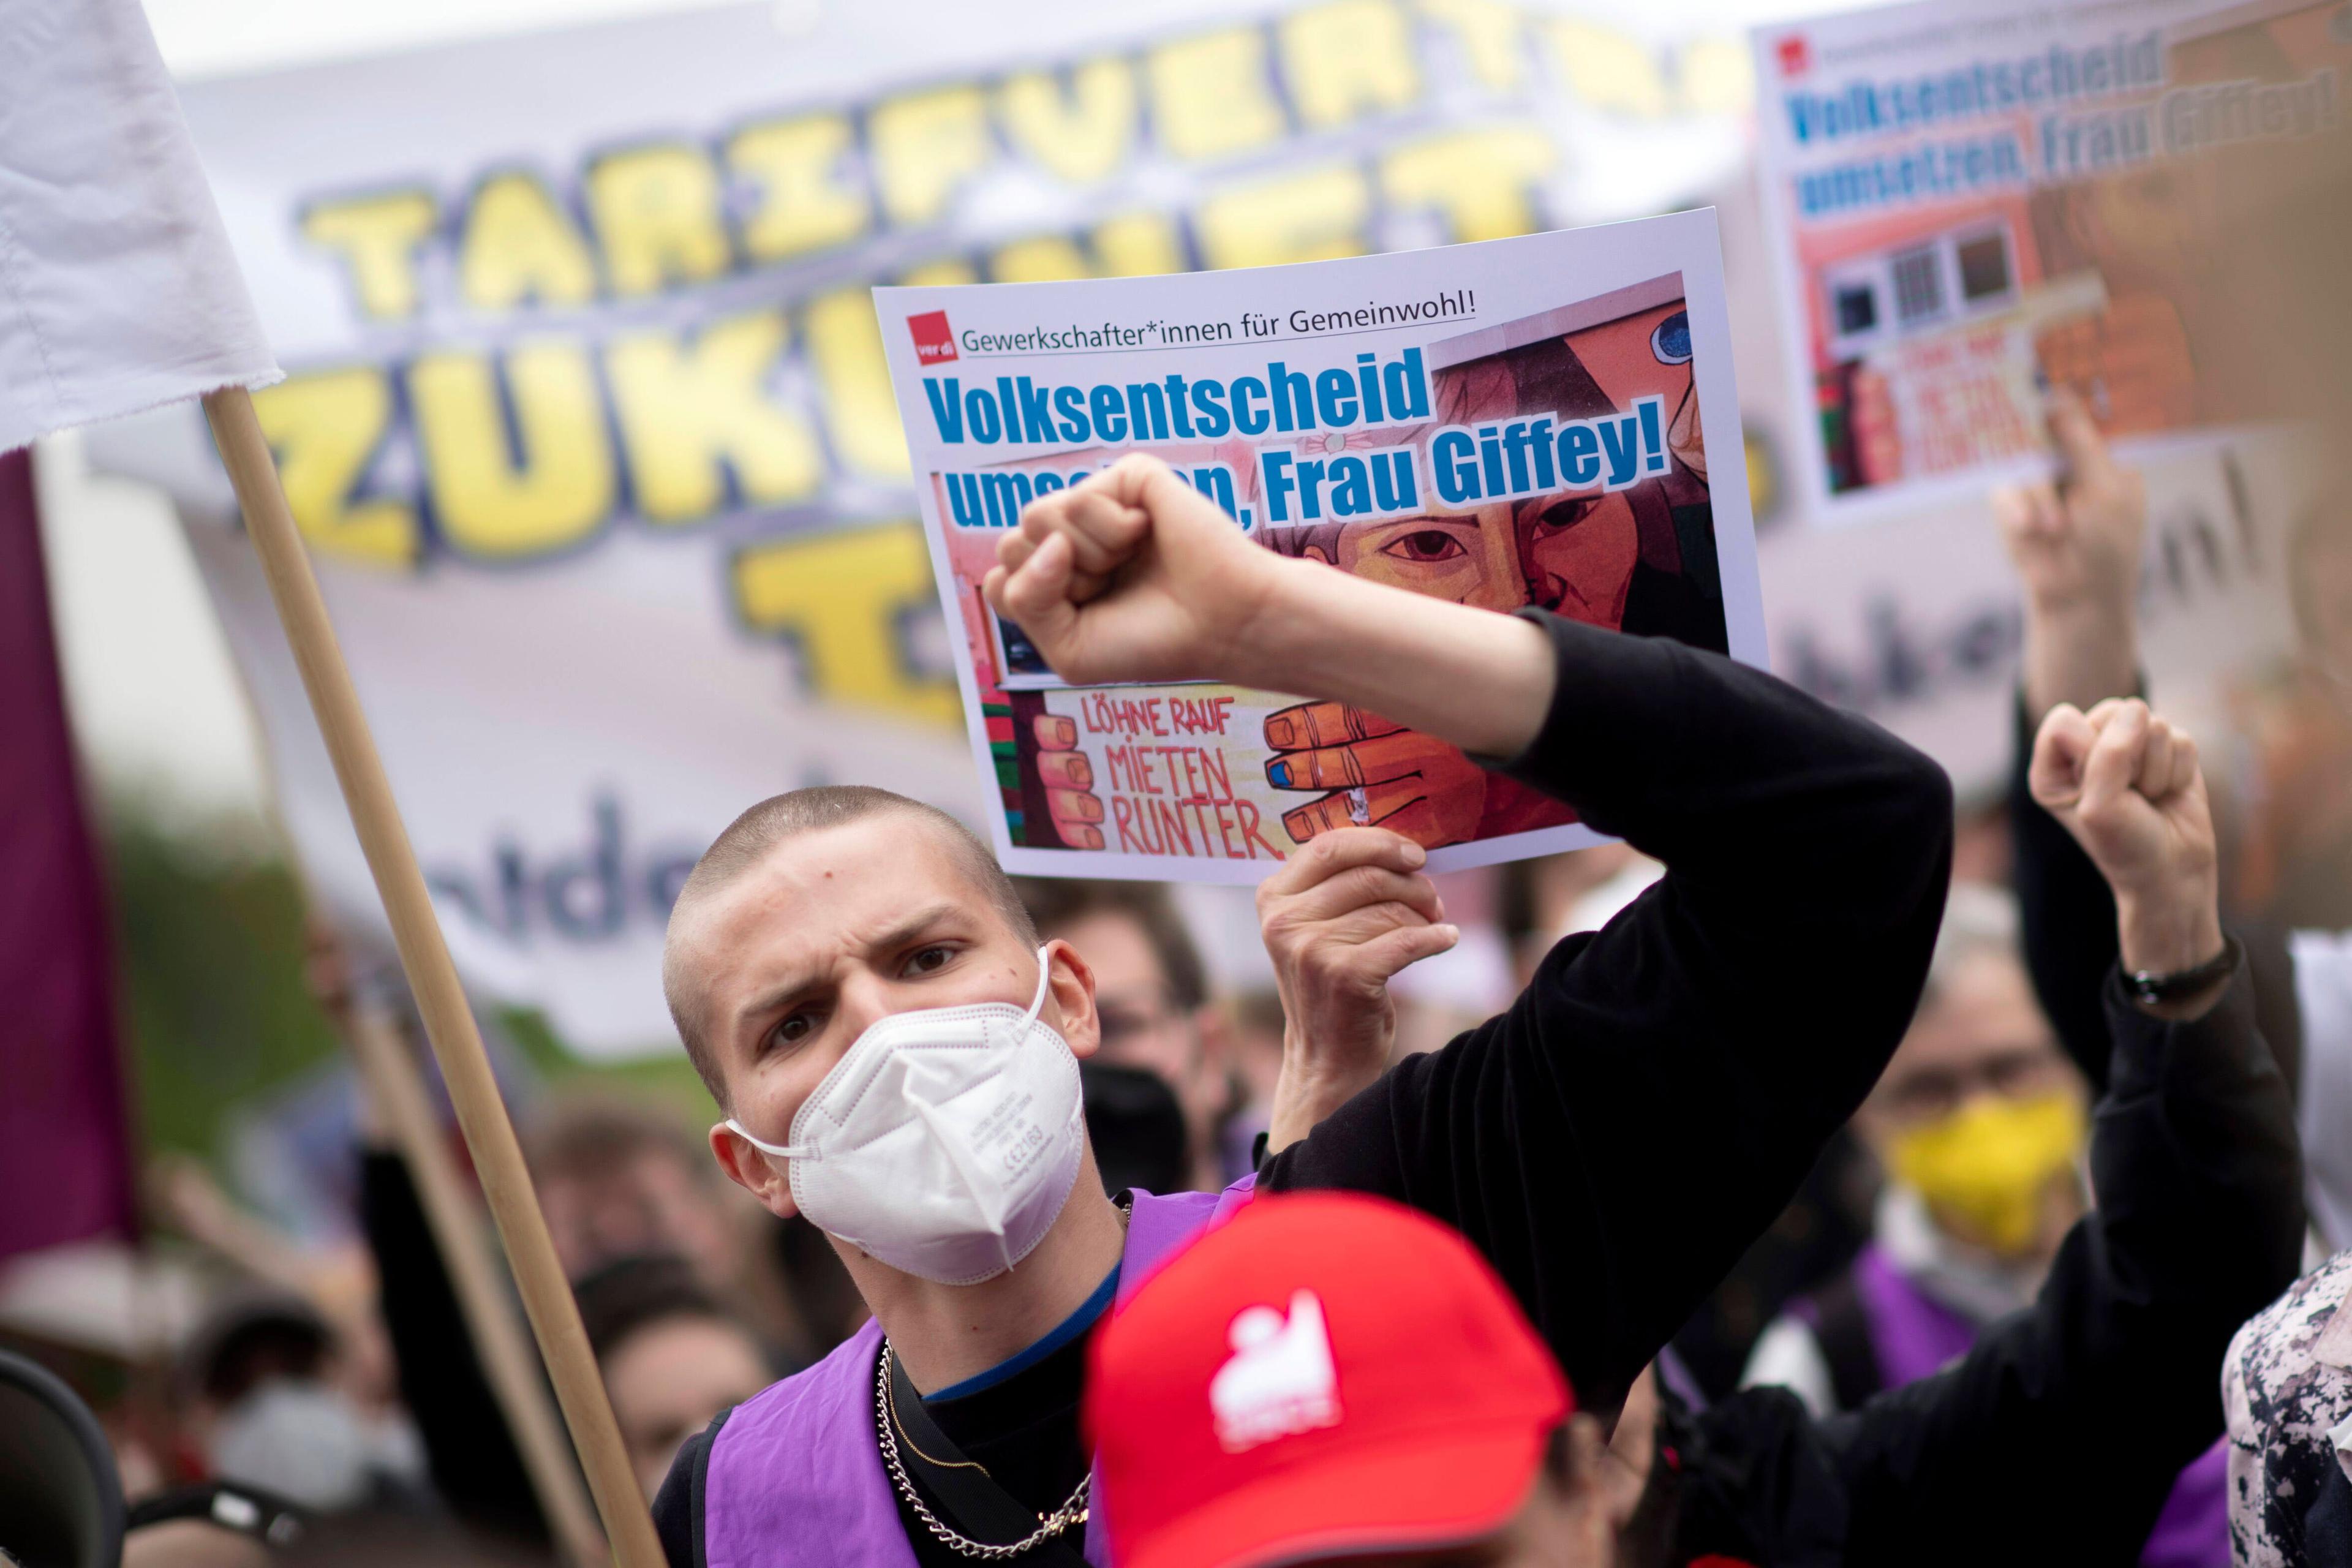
left=1753, top=0, right=2352, bottom=519
left=879, top=209, right=1763, bottom=882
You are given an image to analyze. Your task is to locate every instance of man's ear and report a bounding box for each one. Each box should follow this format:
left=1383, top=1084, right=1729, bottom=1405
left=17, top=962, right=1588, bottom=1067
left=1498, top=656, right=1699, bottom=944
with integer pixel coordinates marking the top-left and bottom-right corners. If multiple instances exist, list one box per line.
left=710, top=1121, right=799, bottom=1220
left=1042, top=938, right=1101, bottom=1059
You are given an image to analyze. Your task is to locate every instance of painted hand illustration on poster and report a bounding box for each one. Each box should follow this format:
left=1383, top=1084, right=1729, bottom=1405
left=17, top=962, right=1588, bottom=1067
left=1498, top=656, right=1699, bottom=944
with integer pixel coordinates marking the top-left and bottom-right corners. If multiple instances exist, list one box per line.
left=1257, top=704, right=1483, bottom=845
left=1031, top=712, right=1107, bottom=850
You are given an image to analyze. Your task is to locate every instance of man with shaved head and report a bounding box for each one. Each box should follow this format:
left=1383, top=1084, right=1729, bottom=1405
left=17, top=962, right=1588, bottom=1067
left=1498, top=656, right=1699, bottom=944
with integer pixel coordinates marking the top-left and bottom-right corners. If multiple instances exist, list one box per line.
left=650, top=454, right=1953, bottom=1568
left=662, top=786, right=1043, bottom=1096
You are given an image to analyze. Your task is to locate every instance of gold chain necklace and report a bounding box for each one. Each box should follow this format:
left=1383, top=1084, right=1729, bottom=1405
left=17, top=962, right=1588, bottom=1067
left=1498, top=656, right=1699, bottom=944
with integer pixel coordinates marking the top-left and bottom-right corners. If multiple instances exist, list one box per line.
left=872, top=1196, right=1129, bottom=1559
left=875, top=1343, right=1088, bottom=1559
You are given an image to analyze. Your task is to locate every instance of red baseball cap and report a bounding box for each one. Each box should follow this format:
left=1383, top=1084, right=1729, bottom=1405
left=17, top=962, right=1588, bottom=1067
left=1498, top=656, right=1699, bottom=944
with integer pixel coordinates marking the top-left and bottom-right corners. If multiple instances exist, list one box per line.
left=1085, top=1193, right=1572, bottom=1568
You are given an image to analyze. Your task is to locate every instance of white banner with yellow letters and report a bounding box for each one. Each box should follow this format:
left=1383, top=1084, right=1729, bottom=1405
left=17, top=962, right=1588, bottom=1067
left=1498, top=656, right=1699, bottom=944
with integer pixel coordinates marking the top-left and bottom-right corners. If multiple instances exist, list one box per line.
left=89, top=0, right=1762, bottom=1056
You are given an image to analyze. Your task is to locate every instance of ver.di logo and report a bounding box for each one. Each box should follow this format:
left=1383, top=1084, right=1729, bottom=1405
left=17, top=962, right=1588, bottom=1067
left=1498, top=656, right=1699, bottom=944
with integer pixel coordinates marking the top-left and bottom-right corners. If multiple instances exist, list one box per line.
left=908, top=309, right=957, bottom=365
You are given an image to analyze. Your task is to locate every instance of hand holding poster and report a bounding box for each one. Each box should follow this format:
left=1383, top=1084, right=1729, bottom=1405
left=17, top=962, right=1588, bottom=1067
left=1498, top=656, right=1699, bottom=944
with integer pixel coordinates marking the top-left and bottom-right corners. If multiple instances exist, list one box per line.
left=877, top=211, right=1763, bottom=881
left=1755, top=0, right=2352, bottom=518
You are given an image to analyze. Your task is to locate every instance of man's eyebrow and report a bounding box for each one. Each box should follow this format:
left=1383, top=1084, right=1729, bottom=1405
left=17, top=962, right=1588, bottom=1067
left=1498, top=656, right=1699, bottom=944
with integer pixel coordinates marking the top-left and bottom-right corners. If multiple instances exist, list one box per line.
left=863, top=900, right=974, bottom=957
left=726, top=900, right=976, bottom=1032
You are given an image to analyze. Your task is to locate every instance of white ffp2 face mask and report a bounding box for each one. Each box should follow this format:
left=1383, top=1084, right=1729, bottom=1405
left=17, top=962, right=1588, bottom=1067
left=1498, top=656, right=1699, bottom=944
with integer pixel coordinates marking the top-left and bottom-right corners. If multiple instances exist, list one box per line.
left=726, top=949, right=1086, bottom=1286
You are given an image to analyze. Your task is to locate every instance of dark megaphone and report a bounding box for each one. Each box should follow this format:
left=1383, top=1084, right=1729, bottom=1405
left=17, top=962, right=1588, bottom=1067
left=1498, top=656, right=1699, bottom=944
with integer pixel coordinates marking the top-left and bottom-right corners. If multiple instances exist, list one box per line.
left=0, top=1348, right=124, bottom=1568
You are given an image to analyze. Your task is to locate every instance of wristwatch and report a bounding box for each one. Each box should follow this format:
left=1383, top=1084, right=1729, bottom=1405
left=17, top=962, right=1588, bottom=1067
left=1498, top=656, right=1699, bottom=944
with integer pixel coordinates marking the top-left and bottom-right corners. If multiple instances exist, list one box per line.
left=2125, top=935, right=2239, bottom=1006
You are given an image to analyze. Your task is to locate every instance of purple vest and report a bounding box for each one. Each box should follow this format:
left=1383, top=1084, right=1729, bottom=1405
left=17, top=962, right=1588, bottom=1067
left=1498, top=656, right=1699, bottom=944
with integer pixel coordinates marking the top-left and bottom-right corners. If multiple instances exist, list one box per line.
left=1839, top=1243, right=2230, bottom=1568
left=703, top=1181, right=1254, bottom=1568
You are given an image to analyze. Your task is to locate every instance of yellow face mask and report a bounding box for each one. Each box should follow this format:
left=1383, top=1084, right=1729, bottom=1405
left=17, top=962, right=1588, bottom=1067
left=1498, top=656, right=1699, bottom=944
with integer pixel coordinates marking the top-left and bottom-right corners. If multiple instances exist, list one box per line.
left=1885, top=1090, right=2088, bottom=1257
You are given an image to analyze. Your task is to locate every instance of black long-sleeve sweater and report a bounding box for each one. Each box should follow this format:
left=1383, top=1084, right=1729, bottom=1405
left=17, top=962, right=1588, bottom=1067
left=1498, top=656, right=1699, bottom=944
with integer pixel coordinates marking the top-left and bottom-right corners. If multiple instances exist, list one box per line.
left=1669, top=958, right=2305, bottom=1564
left=1259, top=609, right=1955, bottom=1417
left=655, top=609, right=1956, bottom=1566
left=2007, top=688, right=2303, bottom=1096
left=360, top=1148, right=552, bottom=1549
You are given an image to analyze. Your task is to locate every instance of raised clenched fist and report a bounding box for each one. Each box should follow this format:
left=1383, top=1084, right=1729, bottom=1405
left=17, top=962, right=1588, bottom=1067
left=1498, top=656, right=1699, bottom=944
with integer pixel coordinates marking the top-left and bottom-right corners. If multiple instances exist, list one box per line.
left=2029, top=696, right=2224, bottom=981
left=982, top=454, right=1290, bottom=688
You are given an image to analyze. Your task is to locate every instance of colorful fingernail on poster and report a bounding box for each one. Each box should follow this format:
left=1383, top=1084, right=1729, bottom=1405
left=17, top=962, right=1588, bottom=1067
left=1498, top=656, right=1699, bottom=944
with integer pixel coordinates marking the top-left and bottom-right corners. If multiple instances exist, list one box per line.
left=1753, top=0, right=2352, bottom=521
left=876, top=210, right=1765, bottom=881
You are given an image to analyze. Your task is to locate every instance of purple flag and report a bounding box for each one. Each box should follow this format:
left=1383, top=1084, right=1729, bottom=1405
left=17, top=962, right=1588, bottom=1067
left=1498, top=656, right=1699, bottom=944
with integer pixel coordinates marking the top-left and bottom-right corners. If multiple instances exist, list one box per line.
left=0, top=447, right=137, bottom=1260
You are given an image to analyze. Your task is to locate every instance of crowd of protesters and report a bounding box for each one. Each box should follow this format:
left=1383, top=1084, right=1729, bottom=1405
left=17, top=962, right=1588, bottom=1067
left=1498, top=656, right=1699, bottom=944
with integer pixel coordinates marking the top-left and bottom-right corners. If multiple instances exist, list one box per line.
left=8, top=406, right=2350, bottom=1568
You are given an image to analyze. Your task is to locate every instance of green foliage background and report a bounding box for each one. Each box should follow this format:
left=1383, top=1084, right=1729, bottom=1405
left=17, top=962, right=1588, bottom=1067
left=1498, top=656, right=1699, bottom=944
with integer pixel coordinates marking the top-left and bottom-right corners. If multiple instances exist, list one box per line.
left=105, top=805, right=710, bottom=1180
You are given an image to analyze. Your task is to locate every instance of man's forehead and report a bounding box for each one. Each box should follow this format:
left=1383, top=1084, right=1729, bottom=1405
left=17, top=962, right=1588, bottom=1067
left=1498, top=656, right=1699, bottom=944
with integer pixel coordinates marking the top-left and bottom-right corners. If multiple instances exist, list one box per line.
left=680, top=814, right=998, bottom=965
left=1898, top=959, right=2056, bottom=1069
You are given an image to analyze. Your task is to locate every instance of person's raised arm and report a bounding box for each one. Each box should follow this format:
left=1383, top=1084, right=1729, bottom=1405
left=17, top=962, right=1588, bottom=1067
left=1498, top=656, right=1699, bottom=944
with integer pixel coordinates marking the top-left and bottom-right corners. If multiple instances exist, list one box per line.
left=2029, top=696, right=2222, bottom=1000
left=1997, top=393, right=2146, bottom=727
left=1833, top=699, right=2303, bottom=1562
left=1997, top=398, right=2146, bottom=1088
left=986, top=453, right=1557, bottom=758
left=997, top=456, right=1955, bottom=1415
left=1996, top=408, right=2302, bottom=1090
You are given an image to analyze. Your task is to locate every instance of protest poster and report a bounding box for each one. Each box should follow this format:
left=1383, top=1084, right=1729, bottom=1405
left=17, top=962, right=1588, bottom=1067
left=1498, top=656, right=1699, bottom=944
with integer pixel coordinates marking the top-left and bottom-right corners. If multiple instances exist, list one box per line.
left=1756, top=424, right=2318, bottom=798
left=1753, top=0, right=2352, bottom=521
left=81, top=0, right=1761, bottom=1054
left=875, top=210, right=1763, bottom=882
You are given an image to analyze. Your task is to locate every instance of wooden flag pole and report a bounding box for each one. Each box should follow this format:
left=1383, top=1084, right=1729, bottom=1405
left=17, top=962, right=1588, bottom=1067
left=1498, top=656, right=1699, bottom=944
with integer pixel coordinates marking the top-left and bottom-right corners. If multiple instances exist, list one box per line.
left=238, top=696, right=605, bottom=1560
left=342, top=995, right=610, bottom=1568
left=201, top=386, right=665, bottom=1568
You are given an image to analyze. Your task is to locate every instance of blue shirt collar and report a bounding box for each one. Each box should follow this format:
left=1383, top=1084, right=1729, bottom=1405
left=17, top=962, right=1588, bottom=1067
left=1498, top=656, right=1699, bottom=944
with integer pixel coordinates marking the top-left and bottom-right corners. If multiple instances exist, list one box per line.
left=925, top=1260, right=1121, bottom=1403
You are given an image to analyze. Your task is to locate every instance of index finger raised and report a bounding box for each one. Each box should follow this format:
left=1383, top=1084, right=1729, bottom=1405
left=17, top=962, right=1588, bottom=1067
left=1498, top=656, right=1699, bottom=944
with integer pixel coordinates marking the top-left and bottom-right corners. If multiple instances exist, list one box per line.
left=2048, top=387, right=2119, bottom=489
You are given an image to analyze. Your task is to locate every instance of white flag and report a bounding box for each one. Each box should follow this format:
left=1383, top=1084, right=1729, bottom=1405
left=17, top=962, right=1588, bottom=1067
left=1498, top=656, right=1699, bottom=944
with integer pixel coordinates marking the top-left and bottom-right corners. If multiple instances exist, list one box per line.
left=0, top=0, right=277, bottom=453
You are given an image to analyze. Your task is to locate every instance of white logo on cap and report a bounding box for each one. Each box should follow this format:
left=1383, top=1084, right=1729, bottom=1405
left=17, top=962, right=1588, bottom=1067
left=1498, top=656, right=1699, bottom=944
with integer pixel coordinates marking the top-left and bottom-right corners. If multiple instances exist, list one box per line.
left=1210, top=1289, right=1342, bottom=1453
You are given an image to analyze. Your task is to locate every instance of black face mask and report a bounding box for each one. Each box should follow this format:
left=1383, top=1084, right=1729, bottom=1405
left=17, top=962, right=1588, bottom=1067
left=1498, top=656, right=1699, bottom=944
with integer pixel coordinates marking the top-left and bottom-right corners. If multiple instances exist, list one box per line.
left=1080, top=1058, right=1191, bottom=1196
